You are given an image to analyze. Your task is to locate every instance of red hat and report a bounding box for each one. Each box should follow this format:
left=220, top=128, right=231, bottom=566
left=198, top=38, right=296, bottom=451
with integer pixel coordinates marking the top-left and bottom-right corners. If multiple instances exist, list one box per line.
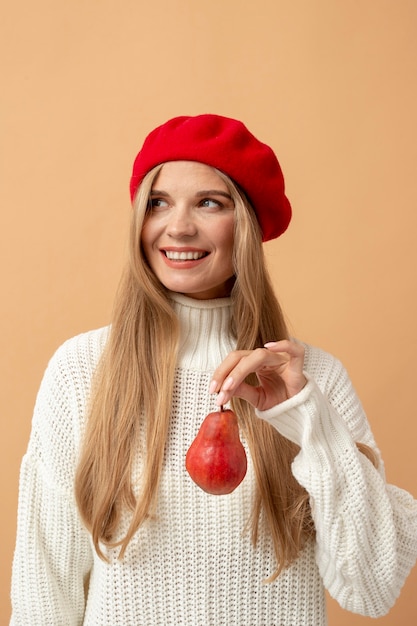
left=129, top=114, right=292, bottom=241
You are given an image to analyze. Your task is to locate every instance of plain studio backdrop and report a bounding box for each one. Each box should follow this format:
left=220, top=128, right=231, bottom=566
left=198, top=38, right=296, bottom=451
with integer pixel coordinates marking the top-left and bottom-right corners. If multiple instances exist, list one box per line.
left=1, top=1, right=416, bottom=624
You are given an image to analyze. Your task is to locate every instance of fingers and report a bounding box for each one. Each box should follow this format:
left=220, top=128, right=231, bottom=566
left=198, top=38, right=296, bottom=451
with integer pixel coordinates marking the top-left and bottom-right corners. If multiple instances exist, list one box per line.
left=210, top=340, right=305, bottom=407
left=263, top=339, right=305, bottom=360
left=210, top=348, right=269, bottom=393
left=210, top=349, right=267, bottom=406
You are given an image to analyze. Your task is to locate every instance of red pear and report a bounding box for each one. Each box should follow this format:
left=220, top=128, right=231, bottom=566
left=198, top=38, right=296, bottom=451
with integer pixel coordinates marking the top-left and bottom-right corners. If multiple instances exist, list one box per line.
left=186, top=407, right=247, bottom=495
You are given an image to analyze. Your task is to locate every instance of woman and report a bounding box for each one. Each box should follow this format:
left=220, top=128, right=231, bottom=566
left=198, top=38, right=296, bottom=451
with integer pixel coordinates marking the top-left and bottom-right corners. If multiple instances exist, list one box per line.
left=10, top=114, right=417, bottom=625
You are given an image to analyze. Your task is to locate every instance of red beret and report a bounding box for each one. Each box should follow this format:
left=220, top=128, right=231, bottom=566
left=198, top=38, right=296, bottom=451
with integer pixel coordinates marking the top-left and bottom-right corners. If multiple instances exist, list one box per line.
left=129, top=114, right=292, bottom=242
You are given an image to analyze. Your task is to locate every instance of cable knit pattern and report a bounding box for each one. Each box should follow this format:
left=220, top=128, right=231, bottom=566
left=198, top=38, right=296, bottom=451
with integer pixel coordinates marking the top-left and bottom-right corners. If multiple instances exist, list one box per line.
left=10, top=293, right=417, bottom=625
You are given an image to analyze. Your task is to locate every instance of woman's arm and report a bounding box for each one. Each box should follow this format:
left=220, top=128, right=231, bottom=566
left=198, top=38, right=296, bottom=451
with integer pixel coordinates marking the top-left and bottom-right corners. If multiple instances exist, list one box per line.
left=256, top=350, right=417, bottom=617
left=211, top=341, right=417, bottom=617
left=10, top=455, right=92, bottom=625
left=10, top=338, right=95, bottom=625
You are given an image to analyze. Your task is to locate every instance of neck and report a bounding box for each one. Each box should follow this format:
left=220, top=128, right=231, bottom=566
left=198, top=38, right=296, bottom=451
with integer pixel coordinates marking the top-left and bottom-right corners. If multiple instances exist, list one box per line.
left=168, top=292, right=236, bottom=370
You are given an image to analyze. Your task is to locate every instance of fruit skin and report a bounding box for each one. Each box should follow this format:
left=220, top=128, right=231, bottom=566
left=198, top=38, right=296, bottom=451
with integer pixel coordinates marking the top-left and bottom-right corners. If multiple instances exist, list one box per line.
left=185, top=408, right=247, bottom=495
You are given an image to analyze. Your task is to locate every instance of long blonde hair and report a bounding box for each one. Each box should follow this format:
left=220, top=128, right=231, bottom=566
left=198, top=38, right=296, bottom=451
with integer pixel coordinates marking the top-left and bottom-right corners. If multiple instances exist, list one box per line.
left=75, top=164, right=376, bottom=581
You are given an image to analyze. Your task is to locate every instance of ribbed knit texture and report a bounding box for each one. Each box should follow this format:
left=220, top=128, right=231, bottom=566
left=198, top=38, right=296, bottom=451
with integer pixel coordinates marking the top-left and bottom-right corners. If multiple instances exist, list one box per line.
left=10, top=293, right=417, bottom=625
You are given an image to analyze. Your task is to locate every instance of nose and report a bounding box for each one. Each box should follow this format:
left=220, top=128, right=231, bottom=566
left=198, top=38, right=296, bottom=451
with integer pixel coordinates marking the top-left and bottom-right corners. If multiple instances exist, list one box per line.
left=166, top=206, right=197, bottom=238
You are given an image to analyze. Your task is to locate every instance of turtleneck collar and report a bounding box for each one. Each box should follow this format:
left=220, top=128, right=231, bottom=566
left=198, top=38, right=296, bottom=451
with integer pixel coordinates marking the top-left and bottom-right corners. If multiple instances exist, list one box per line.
left=168, top=292, right=236, bottom=370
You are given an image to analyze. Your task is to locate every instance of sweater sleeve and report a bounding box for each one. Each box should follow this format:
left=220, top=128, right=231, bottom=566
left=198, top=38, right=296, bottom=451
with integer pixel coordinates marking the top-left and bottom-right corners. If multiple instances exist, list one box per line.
left=256, top=347, right=417, bottom=618
left=10, top=336, right=97, bottom=626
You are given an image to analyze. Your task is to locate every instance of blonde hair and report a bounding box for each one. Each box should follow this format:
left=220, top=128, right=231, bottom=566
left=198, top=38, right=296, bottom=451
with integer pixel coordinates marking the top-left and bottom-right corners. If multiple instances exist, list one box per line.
left=75, top=164, right=377, bottom=581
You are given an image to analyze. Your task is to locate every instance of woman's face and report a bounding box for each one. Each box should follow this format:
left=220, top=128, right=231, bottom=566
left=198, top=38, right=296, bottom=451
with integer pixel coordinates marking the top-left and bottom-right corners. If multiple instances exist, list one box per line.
left=141, top=161, right=236, bottom=299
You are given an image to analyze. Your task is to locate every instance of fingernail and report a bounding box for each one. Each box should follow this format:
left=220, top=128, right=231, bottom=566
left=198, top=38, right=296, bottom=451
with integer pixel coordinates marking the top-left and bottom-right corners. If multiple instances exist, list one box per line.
left=209, top=380, right=217, bottom=394
left=216, top=391, right=226, bottom=406
left=222, top=376, right=234, bottom=391
left=264, top=341, right=277, bottom=348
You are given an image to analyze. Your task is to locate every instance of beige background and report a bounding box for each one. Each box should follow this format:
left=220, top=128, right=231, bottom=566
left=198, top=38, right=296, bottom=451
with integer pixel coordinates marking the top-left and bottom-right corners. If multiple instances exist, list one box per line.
left=1, top=1, right=416, bottom=623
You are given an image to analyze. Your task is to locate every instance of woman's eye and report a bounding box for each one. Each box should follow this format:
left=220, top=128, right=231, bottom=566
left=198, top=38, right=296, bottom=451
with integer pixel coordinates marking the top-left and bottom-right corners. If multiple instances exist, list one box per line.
left=149, top=198, right=169, bottom=210
left=200, top=199, right=221, bottom=209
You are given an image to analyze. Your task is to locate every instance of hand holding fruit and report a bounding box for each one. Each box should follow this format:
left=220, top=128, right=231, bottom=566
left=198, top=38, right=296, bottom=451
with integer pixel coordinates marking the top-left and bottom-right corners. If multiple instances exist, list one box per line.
left=185, top=341, right=305, bottom=496
left=209, top=339, right=307, bottom=411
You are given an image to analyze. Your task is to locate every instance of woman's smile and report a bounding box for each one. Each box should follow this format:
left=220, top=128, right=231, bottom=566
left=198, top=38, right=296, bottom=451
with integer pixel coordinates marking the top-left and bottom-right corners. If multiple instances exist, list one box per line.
left=162, top=247, right=209, bottom=264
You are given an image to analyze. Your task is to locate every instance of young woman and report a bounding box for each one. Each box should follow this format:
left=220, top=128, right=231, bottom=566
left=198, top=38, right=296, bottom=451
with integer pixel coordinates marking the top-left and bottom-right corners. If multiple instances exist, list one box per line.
left=10, top=114, right=417, bottom=625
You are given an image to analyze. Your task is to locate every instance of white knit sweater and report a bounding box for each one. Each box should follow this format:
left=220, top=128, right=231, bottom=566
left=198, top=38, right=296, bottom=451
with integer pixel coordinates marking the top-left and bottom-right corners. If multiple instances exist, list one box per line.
left=10, top=293, right=417, bottom=625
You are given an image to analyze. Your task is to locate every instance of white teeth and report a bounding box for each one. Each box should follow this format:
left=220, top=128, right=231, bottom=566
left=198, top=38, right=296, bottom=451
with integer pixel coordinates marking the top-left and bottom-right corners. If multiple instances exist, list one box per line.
left=165, top=250, right=206, bottom=260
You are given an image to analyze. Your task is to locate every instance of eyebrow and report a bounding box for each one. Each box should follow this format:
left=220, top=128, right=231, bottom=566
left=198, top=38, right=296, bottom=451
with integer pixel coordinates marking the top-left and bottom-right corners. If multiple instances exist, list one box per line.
left=150, top=189, right=232, bottom=200
left=195, top=190, right=232, bottom=199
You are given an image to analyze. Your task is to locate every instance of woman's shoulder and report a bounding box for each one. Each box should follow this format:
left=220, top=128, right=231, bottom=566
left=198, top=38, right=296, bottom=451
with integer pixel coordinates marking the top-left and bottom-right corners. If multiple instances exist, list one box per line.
left=35, top=326, right=110, bottom=416
left=54, top=325, right=110, bottom=355
left=300, top=340, right=350, bottom=392
left=48, top=326, right=110, bottom=376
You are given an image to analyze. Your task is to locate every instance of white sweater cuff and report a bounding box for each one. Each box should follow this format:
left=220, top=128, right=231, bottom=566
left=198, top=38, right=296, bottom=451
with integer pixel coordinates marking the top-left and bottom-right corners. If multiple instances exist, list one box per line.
left=255, top=373, right=355, bottom=471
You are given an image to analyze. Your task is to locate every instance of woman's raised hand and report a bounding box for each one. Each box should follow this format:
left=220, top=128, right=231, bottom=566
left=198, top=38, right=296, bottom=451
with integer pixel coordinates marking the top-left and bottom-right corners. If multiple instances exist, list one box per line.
left=209, top=340, right=307, bottom=411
